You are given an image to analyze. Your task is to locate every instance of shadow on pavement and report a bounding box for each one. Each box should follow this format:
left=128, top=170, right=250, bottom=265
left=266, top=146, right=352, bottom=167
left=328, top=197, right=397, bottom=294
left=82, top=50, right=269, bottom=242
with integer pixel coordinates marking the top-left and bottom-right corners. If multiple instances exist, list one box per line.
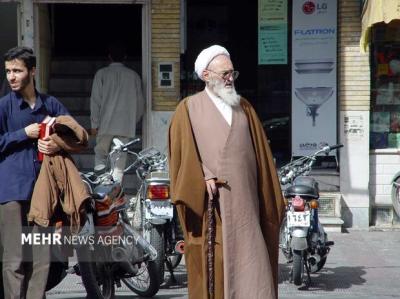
left=116, top=295, right=187, bottom=299
left=161, top=271, right=188, bottom=289
left=46, top=295, right=188, bottom=299
left=279, top=263, right=367, bottom=291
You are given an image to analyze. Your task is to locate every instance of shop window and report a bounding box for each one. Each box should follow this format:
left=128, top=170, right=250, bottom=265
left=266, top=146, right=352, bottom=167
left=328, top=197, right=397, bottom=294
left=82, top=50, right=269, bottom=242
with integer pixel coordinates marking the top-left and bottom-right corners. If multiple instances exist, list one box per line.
left=370, top=21, right=400, bottom=149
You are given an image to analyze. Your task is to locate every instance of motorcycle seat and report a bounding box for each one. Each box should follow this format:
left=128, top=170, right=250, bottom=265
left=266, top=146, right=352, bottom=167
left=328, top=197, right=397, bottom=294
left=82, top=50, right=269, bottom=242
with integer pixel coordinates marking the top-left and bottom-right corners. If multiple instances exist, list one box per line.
left=284, top=185, right=319, bottom=199
left=294, top=176, right=319, bottom=189
left=94, top=183, right=123, bottom=200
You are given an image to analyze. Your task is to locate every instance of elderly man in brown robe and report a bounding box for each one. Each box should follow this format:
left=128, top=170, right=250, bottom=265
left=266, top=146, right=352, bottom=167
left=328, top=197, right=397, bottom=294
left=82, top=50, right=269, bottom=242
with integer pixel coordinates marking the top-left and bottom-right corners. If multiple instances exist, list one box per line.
left=168, top=45, right=285, bottom=299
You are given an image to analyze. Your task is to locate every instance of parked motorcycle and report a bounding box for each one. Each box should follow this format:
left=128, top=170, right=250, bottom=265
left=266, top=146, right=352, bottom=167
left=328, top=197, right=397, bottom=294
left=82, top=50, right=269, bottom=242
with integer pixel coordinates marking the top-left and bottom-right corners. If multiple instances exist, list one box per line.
left=278, top=144, right=342, bottom=286
left=122, top=140, right=184, bottom=286
left=391, top=171, right=400, bottom=218
left=75, top=137, right=161, bottom=298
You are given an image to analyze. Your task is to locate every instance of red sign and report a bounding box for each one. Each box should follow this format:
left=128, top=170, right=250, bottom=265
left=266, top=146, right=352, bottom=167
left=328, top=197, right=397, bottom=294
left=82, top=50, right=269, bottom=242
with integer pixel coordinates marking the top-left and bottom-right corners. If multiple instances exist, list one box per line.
left=302, top=1, right=315, bottom=14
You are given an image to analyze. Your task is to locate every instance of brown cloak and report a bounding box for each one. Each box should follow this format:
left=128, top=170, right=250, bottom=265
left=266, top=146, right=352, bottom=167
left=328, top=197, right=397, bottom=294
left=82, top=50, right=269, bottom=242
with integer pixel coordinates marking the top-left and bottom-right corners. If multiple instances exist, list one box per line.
left=28, top=115, right=90, bottom=234
left=168, top=95, right=285, bottom=299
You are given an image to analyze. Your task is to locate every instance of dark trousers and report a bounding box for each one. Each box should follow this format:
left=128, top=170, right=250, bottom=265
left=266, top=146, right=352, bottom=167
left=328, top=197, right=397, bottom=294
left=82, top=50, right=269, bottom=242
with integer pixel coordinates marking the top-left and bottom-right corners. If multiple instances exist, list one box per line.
left=0, top=201, right=50, bottom=299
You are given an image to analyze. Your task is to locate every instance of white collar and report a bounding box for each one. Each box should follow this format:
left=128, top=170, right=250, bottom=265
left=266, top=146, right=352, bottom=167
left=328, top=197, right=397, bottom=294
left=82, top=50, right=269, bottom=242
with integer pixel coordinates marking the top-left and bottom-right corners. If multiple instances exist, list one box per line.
left=205, top=87, right=232, bottom=126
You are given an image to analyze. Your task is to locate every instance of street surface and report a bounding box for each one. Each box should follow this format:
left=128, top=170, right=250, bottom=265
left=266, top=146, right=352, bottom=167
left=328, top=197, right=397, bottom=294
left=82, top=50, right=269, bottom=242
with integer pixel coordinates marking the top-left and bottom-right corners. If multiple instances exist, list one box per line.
left=47, top=230, right=400, bottom=299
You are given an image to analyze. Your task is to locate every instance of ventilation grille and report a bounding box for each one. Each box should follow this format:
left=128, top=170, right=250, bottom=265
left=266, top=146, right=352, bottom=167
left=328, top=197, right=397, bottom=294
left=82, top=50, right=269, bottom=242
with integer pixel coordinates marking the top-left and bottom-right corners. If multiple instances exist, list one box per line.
left=318, top=193, right=340, bottom=217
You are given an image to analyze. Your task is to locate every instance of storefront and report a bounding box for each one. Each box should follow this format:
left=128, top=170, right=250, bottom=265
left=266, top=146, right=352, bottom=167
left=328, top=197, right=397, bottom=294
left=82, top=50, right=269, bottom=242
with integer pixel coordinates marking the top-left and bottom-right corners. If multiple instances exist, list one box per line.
left=361, top=0, right=400, bottom=227
left=181, top=0, right=400, bottom=229
left=0, top=0, right=182, bottom=152
left=180, top=0, right=344, bottom=231
left=2, top=0, right=399, bottom=229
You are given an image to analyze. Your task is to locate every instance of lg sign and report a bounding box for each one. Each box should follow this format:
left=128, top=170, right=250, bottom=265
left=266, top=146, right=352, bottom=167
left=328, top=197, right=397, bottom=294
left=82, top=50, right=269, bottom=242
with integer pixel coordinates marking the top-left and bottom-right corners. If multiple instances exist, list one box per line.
left=302, top=1, right=315, bottom=14
left=302, top=1, right=328, bottom=15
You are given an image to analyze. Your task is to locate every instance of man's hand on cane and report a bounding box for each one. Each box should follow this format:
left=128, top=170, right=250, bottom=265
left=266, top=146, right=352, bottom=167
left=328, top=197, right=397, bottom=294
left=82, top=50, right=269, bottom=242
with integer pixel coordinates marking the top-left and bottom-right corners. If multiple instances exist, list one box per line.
left=206, top=179, right=228, bottom=199
left=206, top=179, right=218, bottom=199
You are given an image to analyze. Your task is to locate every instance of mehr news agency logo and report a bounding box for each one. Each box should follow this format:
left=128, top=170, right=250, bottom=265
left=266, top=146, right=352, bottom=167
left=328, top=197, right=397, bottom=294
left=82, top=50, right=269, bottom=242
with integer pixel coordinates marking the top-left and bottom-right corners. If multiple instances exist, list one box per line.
left=21, top=231, right=138, bottom=246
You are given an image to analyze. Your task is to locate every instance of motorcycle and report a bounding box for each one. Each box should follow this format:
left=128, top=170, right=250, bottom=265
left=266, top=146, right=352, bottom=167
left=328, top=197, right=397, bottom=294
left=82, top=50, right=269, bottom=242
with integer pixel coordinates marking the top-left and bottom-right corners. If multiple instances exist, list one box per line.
left=391, top=171, right=400, bottom=218
left=74, top=137, right=161, bottom=298
left=120, top=140, right=184, bottom=286
left=278, top=144, right=343, bottom=286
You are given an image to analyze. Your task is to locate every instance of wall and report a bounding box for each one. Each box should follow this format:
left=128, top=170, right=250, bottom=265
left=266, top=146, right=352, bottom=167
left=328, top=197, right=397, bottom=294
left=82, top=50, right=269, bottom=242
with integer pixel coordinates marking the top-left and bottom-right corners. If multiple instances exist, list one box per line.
left=0, top=3, right=18, bottom=90
left=37, top=4, right=51, bottom=93
left=370, top=153, right=400, bottom=226
left=149, top=0, right=181, bottom=151
left=151, top=0, right=180, bottom=111
left=338, top=0, right=371, bottom=229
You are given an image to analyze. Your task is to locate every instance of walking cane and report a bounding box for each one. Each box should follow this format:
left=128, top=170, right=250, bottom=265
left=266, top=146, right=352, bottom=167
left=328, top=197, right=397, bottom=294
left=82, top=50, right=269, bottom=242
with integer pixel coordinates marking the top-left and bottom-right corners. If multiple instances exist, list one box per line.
left=207, top=179, right=227, bottom=299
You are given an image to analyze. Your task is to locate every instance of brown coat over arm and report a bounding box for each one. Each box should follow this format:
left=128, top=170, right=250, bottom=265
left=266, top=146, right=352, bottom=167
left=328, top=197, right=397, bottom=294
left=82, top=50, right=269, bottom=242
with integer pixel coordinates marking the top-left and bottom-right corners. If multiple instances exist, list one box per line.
left=28, top=115, right=90, bottom=234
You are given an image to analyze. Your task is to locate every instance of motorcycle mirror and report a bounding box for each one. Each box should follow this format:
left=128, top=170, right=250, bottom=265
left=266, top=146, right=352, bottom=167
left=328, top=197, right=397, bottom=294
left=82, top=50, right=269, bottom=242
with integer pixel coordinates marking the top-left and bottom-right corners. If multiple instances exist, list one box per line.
left=112, top=138, right=124, bottom=150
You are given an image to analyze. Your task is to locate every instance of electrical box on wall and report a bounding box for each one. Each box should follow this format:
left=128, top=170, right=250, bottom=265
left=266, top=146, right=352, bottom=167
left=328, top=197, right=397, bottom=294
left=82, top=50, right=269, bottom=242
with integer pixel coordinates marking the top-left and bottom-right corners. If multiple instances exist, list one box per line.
left=158, top=63, right=174, bottom=88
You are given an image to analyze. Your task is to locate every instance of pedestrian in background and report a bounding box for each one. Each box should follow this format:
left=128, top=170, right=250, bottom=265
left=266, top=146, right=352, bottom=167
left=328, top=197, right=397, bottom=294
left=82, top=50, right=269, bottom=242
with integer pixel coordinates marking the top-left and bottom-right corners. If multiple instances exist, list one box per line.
left=90, top=41, right=144, bottom=182
left=0, top=46, right=69, bottom=299
left=168, top=45, right=285, bottom=299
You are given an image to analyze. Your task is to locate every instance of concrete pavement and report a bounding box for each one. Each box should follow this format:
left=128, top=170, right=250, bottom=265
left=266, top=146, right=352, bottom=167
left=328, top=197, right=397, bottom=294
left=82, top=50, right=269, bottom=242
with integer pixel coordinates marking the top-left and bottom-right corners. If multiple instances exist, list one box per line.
left=47, top=230, right=400, bottom=299
left=279, top=230, right=400, bottom=299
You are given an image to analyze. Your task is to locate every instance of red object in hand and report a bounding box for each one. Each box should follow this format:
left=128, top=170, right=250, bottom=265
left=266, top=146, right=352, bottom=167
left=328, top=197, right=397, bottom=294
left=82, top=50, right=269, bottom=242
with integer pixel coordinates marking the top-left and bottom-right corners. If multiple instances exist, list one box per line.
left=38, top=116, right=56, bottom=161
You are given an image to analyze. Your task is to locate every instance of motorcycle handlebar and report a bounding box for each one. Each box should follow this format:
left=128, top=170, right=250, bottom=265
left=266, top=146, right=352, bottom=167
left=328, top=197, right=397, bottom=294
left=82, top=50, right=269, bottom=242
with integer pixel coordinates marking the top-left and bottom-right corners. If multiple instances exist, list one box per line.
left=278, top=143, right=344, bottom=184
left=111, top=137, right=140, bottom=154
left=120, top=137, right=141, bottom=151
left=328, top=144, right=344, bottom=151
left=319, top=144, right=343, bottom=155
left=124, top=148, right=166, bottom=175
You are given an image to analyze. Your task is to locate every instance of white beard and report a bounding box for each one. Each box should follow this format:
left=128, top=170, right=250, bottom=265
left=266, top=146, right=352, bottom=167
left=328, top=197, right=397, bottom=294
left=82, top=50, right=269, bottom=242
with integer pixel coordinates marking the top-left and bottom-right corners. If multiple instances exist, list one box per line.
left=209, top=78, right=241, bottom=106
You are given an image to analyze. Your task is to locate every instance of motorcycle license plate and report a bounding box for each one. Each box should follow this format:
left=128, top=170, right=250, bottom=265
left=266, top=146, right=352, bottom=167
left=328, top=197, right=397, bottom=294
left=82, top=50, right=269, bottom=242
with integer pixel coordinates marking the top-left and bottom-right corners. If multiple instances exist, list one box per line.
left=287, top=211, right=310, bottom=227
left=145, top=201, right=173, bottom=219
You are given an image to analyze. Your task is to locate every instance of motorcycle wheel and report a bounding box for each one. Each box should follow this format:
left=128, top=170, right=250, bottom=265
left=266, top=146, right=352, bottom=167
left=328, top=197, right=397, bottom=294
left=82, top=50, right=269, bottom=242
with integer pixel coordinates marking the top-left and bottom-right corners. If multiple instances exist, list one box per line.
left=279, top=217, right=291, bottom=261
left=146, top=225, right=165, bottom=286
left=292, top=250, right=304, bottom=286
left=122, top=260, right=160, bottom=297
left=314, top=256, right=327, bottom=272
left=392, top=175, right=400, bottom=217
left=75, top=245, right=115, bottom=299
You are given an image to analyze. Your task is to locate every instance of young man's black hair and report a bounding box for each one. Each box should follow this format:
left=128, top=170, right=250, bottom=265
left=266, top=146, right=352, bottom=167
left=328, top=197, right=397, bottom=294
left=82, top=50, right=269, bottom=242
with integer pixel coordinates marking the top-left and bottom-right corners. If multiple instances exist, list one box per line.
left=108, top=41, right=127, bottom=62
left=4, top=46, right=36, bottom=70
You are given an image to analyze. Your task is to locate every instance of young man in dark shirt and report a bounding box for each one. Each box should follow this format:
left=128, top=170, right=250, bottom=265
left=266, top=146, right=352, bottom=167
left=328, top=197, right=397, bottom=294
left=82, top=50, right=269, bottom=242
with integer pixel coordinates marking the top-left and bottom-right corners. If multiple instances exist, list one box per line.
left=0, top=46, right=69, bottom=299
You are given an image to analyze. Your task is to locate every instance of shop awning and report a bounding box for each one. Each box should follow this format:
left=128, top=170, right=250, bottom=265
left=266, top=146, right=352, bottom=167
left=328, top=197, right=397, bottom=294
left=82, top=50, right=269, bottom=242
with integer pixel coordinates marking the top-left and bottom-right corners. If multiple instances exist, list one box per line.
left=360, top=0, right=400, bottom=53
